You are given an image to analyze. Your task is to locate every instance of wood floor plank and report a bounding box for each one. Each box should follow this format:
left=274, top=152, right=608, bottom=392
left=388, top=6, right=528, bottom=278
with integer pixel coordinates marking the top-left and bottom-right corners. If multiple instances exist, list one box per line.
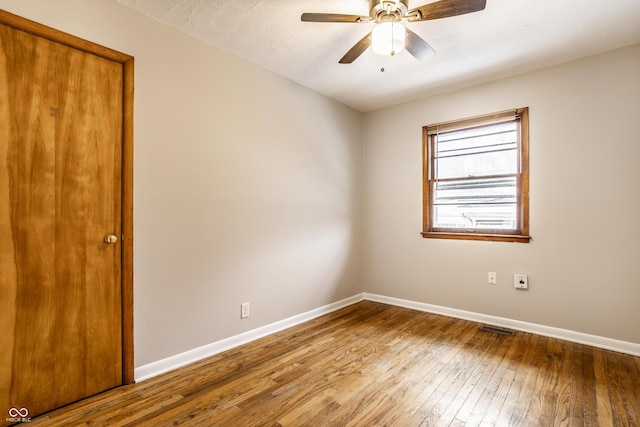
left=504, top=333, right=546, bottom=426
left=565, top=341, right=585, bottom=427
left=475, top=331, right=528, bottom=426
left=426, top=331, right=508, bottom=426
left=406, top=326, right=493, bottom=424
left=581, top=345, right=599, bottom=427
left=520, top=337, right=559, bottom=424
left=606, top=350, right=640, bottom=425
left=593, top=347, right=616, bottom=426
left=490, top=331, right=537, bottom=426
left=616, top=351, right=640, bottom=420
left=26, top=301, right=640, bottom=426
left=458, top=334, right=516, bottom=426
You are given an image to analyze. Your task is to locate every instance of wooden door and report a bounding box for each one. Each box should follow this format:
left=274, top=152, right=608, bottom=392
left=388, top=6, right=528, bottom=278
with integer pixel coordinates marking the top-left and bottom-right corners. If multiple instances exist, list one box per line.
left=0, top=11, right=134, bottom=423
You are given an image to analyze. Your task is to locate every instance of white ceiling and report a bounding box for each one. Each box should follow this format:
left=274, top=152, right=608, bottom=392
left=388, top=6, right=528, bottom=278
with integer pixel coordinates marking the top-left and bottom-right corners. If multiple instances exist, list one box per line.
left=115, top=0, right=640, bottom=112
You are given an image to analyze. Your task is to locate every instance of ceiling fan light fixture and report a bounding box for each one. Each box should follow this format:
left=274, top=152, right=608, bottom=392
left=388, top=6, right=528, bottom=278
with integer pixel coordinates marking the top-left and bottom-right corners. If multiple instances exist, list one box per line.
left=371, top=22, right=406, bottom=56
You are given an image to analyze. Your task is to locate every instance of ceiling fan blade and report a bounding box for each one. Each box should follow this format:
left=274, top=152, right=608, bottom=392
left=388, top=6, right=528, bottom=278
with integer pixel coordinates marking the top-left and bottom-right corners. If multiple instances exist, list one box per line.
left=301, top=13, right=369, bottom=23
left=408, top=0, right=486, bottom=21
left=405, top=28, right=435, bottom=62
left=339, top=32, right=372, bottom=64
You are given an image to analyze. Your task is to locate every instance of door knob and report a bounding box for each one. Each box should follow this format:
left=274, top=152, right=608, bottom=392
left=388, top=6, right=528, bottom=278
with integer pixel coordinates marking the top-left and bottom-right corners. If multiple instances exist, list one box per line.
left=104, top=234, right=118, bottom=244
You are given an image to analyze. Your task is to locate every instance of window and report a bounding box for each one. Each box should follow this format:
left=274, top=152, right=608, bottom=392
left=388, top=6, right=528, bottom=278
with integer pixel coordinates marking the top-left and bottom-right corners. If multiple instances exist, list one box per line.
left=422, top=108, right=530, bottom=242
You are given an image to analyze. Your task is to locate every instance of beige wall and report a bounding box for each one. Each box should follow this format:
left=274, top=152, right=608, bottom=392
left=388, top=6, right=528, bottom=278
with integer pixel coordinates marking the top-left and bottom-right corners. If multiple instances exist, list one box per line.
left=0, top=0, right=364, bottom=366
left=363, top=43, right=640, bottom=344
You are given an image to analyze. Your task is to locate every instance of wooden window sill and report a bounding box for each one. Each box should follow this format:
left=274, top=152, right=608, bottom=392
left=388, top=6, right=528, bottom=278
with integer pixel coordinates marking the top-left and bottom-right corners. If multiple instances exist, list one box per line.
left=421, top=232, right=531, bottom=243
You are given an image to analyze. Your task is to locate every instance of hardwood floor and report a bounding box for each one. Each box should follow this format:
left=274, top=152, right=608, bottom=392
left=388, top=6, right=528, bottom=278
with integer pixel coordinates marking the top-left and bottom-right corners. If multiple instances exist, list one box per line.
left=29, top=301, right=640, bottom=426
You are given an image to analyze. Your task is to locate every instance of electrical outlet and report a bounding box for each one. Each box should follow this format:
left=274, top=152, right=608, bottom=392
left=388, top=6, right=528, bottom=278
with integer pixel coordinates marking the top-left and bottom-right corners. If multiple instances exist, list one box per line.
left=488, top=272, right=497, bottom=285
left=241, top=302, right=250, bottom=319
left=514, top=274, right=528, bottom=289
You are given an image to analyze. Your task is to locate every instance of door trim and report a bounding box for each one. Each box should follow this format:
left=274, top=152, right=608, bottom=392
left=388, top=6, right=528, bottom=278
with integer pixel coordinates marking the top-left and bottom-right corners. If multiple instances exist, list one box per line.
left=0, top=9, right=135, bottom=385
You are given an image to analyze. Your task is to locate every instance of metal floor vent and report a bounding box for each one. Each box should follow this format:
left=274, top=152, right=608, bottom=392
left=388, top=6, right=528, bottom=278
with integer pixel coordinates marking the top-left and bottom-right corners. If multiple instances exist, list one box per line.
left=479, top=325, right=515, bottom=336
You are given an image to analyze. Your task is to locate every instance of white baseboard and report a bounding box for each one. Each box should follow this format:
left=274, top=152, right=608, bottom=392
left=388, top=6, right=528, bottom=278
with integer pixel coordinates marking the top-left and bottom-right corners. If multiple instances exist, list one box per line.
left=364, top=293, right=640, bottom=357
left=134, top=293, right=365, bottom=382
left=136, top=292, right=639, bottom=382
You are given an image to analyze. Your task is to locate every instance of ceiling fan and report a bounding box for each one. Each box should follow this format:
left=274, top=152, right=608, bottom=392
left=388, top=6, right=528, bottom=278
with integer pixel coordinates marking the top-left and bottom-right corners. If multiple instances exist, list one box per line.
left=301, top=0, right=487, bottom=64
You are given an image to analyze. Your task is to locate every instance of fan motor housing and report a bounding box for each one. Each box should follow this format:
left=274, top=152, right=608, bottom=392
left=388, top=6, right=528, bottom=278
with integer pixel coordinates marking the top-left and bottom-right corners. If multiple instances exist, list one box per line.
left=370, top=0, right=409, bottom=21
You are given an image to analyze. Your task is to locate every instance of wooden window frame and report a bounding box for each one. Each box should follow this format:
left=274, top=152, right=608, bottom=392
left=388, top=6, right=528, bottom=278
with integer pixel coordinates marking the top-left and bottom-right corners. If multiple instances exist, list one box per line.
left=422, top=108, right=530, bottom=243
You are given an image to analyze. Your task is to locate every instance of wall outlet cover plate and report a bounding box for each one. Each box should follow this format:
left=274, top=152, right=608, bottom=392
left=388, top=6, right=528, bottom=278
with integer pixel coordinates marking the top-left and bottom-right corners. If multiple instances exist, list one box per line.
left=514, top=274, right=528, bottom=289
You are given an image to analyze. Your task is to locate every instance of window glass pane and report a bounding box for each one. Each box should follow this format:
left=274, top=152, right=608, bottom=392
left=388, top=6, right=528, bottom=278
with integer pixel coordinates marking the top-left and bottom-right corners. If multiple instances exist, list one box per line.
left=435, top=122, right=517, bottom=179
left=433, top=203, right=517, bottom=230
left=433, top=176, right=517, bottom=230
left=434, top=177, right=516, bottom=205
